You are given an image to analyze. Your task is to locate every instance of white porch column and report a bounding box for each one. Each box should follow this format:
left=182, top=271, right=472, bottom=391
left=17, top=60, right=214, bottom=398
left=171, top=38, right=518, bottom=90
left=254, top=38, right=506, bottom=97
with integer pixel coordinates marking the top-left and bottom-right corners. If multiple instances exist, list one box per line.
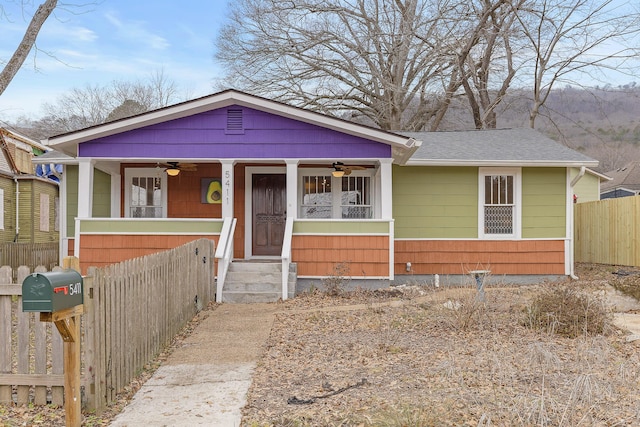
left=111, top=172, right=121, bottom=217
left=221, top=160, right=235, bottom=218
left=286, top=160, right=299, bottom=218
left=77, top=159, right=95, bottom=218
left=379, top=158, right=393, bottom=219
left=59, top=165, right=69, bottom=264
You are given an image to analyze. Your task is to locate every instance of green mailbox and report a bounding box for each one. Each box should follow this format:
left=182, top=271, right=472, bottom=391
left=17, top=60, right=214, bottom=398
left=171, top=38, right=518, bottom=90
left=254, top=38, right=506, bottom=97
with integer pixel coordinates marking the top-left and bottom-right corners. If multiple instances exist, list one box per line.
left=22, top=270, right=84, bottom=313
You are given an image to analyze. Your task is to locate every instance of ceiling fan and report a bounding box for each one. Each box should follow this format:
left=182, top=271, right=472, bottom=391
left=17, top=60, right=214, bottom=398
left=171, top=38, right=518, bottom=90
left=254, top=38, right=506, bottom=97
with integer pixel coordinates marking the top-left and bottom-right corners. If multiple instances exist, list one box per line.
left=332, top=162, right=365, bottom=177
left=160, top=161, right=197, bottom=176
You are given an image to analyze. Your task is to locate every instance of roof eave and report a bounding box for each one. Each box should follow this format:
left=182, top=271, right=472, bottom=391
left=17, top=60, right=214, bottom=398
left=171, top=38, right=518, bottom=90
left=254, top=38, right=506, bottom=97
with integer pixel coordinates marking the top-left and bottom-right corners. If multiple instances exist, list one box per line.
left=32, top=156, right=78, bottom=165
left=405, top=159, right=600, bottom=168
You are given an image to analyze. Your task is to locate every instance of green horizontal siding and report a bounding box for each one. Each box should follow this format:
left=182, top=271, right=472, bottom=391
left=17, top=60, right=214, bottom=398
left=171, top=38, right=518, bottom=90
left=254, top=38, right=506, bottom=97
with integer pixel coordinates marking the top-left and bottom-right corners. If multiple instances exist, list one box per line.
left=0, top=178, right=15, bottom=242
left=522, top=168, right=566, bottom=238
left=92, top=169, right=111, bottom=217
left=393, top=166, right=478, bottom=239
left=66, top=165, right=78, bottom=238
left=571, top=168, right=600, bottom=203
left=293, top=220, right=389, bottom=234
left=79, top=219, right=223, bottom=234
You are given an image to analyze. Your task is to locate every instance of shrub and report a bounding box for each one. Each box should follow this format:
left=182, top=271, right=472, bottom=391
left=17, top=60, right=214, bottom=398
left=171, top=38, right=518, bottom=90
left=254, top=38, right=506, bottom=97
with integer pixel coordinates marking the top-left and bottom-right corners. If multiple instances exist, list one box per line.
left=524, top=285, right=611, bottom=338
left=321, top=262, right=351, bottom=296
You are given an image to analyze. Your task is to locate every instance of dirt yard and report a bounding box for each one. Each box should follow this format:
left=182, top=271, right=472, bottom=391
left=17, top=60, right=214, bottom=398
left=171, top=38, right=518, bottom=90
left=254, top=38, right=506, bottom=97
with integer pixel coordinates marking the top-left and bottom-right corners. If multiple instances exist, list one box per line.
left=2, top=263, right=640, bottom=426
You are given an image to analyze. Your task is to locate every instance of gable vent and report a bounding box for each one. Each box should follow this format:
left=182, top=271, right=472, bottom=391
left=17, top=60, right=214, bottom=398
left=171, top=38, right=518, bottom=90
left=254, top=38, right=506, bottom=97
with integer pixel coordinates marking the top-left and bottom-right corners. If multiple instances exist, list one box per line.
left=226, top=108, right=244, bottom=134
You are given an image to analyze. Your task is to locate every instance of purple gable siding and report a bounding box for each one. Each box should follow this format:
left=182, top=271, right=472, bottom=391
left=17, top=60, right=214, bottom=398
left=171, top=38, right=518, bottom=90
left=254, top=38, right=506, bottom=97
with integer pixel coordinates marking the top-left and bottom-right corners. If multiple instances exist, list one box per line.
left=79, top=106, right=392, bottom=159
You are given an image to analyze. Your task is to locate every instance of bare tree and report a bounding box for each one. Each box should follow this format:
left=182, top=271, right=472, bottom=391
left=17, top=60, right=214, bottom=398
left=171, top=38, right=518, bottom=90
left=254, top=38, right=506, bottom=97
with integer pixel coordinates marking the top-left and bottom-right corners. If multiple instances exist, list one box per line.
left=216, top=0, right=462, bottom=131
left=0, top=0, right=58, bottom=97
left=512, top=0, right=640, bottom=128
left=216, top=0, right=640, bottom=133
left=454, top=0, right=528, bottom=129
left=39, top=71, right=183, bottom=134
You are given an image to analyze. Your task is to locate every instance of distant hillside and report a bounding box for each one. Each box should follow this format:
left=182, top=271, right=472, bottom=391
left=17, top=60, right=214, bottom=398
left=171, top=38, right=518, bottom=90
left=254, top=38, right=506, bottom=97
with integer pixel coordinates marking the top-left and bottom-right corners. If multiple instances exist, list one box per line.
left=438, top=85, right=640, bottom=172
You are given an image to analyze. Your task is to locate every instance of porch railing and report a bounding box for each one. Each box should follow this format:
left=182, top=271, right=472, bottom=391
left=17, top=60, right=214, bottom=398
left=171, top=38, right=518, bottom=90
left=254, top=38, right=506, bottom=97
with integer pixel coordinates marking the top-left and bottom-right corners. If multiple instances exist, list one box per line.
left=214, top=217, right=237, bottom=301
left=281, top=216, right=295, bottom=300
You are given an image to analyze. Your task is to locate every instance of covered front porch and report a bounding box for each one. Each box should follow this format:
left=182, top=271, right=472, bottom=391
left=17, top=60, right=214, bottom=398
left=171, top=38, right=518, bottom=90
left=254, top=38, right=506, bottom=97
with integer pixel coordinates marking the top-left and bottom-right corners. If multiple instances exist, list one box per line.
left=68, top=159, right=396, bottom=300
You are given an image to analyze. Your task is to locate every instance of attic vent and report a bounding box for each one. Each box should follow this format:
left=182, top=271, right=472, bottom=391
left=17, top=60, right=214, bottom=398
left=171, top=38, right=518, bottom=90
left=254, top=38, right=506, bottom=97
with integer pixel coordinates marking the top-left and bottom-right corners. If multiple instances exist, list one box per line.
left=226, top=108, right=244, bottom=134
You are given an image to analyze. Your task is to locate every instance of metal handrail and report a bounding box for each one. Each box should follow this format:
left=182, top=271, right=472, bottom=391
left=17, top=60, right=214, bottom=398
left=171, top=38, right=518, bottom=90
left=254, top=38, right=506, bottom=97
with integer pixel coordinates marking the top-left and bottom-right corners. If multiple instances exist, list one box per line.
left=214, top=217, right=237, bottom=302
left=280, top=216, right=295, bottom=301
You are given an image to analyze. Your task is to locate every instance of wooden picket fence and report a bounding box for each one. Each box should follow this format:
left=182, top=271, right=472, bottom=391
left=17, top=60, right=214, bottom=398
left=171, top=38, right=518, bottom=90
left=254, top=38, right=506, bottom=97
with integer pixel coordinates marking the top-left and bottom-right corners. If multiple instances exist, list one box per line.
left=0, top=242, right=59, bottom=281
left=0, top=238, right=215, bottom=412
left=0, top=265, right=65, bottom=407
left=575, top=197, right=640, bottom=266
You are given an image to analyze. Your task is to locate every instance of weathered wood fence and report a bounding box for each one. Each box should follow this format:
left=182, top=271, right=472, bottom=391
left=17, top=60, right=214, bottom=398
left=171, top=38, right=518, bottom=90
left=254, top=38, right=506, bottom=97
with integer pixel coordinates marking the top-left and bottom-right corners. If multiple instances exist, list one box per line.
left=0, top=238, right=215, bottom=412
left=0, top=242, right=59, bottom=281
left=0, top=266, right=65, bottom=406
left=575, top=196, right=640, bottom=266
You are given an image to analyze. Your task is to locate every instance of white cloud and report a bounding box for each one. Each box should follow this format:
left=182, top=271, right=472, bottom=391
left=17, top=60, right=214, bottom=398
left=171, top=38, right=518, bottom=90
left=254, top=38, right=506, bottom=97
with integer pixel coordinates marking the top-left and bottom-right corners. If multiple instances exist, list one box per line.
left=103, top=11, right=170, bottom=51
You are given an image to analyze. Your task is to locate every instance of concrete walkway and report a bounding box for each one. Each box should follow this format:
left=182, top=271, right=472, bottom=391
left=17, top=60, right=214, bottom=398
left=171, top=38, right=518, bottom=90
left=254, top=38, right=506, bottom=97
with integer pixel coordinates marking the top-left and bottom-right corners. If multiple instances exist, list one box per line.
left=109, top=303, right=278, bottom=427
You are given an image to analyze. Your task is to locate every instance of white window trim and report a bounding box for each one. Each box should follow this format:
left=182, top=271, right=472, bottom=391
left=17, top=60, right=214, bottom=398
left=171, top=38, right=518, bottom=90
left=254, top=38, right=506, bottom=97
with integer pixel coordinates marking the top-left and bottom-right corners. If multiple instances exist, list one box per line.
left=124, top=168, right=168, bottom=218
left=478, top=167, right=521, bottom=239
left=298, top=168, right=375, bottom=219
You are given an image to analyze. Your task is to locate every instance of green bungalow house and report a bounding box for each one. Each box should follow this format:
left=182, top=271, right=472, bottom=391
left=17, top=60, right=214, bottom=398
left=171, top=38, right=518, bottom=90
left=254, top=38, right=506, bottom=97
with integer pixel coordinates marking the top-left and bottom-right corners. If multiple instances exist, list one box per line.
left=0, top=127, right=59, bottom=243
left=37, top=90, right=598, bottom=302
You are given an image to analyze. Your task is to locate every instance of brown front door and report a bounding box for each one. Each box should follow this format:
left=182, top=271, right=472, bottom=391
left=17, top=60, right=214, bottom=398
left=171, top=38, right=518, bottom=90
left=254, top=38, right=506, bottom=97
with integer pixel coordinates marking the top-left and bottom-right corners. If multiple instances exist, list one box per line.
left=252, top=174, right=286, bottom=256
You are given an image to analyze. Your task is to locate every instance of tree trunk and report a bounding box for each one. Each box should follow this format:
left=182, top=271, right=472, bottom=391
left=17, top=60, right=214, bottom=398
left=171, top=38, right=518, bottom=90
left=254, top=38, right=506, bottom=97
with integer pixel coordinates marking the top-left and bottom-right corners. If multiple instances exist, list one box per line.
left=0, top=0, right=58, bottom=97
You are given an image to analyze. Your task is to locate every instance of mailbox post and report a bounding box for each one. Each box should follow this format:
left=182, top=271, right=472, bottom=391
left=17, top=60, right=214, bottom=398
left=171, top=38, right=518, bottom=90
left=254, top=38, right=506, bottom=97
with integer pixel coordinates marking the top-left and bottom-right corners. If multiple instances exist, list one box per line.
left=22, top=257, right=83, bottom=427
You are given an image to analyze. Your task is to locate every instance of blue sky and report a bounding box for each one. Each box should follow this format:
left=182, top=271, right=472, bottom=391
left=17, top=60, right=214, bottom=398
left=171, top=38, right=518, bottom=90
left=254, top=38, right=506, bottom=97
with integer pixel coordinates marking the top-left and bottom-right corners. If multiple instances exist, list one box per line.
left=0, top=1, right=229, bottom=121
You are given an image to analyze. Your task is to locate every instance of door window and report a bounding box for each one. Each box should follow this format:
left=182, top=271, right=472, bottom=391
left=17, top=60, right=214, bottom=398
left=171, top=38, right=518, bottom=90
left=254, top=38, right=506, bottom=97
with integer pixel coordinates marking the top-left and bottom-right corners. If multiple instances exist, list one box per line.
left=124, top=168, right=167, bottom=218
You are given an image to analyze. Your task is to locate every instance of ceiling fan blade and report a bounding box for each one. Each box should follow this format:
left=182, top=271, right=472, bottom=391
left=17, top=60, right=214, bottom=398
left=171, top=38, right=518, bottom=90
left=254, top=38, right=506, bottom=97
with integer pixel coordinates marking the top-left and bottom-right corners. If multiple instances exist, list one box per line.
left=161, top=162, right=197, bottom=171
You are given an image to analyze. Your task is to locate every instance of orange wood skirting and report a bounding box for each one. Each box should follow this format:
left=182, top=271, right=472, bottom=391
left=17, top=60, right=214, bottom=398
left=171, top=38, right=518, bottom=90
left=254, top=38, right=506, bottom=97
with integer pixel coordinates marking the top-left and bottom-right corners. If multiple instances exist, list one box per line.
left=78, top=234, right=218, bottom=275
left=292, top=235, right=389, bottom=277
left=395, top=240, right=565, bottom=275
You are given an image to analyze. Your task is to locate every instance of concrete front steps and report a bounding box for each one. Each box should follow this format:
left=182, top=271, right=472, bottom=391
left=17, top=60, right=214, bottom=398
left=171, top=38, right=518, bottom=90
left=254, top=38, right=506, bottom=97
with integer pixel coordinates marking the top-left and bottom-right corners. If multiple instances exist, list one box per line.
left=221, top=260, right=296, bottom=303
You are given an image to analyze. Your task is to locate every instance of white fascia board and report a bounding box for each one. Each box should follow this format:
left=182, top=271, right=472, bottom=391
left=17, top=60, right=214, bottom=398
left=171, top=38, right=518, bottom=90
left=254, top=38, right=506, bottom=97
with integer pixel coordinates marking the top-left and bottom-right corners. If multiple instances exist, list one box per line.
left=585, top=168, right=612, bottom=181
left=31, top=156, right=78, bottom=165
left=405, top=159, right=600, bottom=168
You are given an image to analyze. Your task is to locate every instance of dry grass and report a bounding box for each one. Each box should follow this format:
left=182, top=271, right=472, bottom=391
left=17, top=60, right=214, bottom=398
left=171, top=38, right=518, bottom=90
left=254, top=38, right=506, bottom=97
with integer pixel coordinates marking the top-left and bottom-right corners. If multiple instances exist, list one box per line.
left=242, top=266, right=640, bottom=426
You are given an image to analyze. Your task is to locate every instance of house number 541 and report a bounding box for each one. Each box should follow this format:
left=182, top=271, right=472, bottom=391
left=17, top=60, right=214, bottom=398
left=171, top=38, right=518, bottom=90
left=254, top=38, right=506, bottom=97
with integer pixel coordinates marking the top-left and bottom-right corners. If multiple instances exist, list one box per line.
left=224, top=170, right=231, bottom=205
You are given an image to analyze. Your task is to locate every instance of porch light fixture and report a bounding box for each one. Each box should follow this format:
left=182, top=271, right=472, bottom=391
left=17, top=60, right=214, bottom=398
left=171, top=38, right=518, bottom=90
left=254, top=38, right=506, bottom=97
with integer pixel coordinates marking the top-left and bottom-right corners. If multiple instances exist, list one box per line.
left=166, top=167, right=180, bottom=176
left=332, top=169, right=345, bottom=178
left=332, top=162, right=345, bottom=177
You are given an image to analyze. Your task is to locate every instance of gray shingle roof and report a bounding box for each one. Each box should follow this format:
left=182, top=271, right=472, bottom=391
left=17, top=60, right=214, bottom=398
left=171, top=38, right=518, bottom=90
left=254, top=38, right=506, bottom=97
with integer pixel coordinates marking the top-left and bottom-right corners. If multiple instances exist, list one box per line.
left=401, top=128, right=598, bottom=167
left=32, top=149, right=77, bottom=164
left=601, top=162, right=640, bottom=192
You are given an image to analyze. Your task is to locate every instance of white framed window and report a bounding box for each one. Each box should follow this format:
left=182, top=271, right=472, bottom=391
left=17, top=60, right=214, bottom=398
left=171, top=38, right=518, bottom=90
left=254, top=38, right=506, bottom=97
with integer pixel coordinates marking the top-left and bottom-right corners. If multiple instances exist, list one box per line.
left=479, top=167, right=521, bottom=238
left=301, top=174, right=333, bottom=218
left=124, top=168, right=168, bottom=218
left=300, top=169, right=373, bottom=219
left=340, top=175, right=372, bottom=219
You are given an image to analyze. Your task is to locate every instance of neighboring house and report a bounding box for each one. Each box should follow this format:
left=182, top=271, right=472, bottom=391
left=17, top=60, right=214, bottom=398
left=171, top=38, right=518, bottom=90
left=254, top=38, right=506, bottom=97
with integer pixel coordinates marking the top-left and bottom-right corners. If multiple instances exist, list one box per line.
left=37, top=90, right=597, bottom=297
left=571, top=167, right=611, bottom=203
left=0, top=128, right=59, bottom=243
left=600, top=162, right=640, bottom=199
